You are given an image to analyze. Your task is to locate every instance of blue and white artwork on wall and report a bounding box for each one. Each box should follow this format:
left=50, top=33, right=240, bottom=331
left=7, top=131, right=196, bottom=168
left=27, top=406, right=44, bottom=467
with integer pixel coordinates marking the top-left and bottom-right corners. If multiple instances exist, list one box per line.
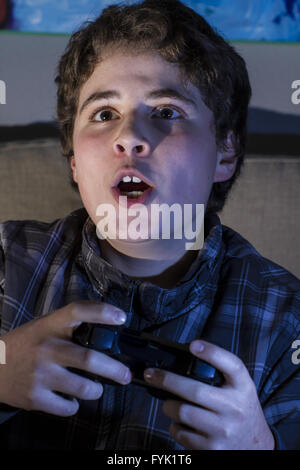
left=1, top=0, right=300, bottom=41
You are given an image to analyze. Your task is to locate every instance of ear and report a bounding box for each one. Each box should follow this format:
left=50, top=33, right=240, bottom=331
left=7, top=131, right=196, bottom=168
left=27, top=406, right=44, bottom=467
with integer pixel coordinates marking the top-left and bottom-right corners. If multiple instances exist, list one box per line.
left=214, top=131, right=238, bottom=183
left=70, top=156, right=78, bottom=183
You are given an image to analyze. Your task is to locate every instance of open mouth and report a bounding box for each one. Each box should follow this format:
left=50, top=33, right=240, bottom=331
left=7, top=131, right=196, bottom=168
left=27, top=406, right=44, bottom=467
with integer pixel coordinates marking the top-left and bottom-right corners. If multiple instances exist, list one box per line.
left=111, top=172, right=155, bottom=206
left=117, top=177, right=151, bottom=199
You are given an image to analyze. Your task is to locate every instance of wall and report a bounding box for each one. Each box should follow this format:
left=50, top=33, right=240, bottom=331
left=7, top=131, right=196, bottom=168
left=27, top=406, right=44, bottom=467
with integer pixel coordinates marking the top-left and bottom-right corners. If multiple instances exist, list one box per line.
left=0, top=32, right=300, bottom=126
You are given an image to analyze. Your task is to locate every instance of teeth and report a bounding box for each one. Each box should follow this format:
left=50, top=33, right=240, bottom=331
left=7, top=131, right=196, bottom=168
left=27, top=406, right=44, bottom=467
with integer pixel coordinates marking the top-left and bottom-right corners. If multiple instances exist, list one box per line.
left=122, top=176, right=132, bottom=183
left=121, top=176, right=142, bottom=183
left=121, top=191, right=144, bottom=198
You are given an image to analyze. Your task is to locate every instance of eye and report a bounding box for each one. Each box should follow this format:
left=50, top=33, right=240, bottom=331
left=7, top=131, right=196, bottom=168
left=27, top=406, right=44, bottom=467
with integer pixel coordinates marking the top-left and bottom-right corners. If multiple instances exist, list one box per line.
left=153, top=106, right=182, bottom=120
left=91, top=108, right=119, bottom=122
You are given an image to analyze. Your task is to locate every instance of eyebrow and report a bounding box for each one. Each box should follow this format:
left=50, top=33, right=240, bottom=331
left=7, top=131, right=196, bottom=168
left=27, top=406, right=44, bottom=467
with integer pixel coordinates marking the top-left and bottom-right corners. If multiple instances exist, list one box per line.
left=79, top=87, right=197, bottom=114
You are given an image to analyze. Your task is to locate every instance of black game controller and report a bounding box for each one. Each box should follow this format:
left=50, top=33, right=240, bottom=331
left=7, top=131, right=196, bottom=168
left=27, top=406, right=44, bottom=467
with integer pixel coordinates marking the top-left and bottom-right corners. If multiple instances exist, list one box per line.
left=72, top=323, right=224, bottom=401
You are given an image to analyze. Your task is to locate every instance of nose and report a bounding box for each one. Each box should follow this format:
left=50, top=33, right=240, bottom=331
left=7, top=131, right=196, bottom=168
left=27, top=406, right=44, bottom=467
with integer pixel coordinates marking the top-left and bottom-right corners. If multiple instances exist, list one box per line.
left=113, top=119, right=151, bottom=159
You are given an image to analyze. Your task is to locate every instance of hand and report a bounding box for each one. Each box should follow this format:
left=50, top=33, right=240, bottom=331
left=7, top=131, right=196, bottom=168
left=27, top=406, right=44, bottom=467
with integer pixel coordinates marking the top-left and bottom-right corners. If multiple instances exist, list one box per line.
left=144, top=340, right=275, bottom=450
left=0, top=301, right=132, bottom=416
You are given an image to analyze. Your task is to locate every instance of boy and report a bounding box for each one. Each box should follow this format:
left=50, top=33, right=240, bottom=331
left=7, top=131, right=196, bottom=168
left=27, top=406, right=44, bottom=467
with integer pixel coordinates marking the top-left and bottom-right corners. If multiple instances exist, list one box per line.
left=0, top=0, right=299, bottom=450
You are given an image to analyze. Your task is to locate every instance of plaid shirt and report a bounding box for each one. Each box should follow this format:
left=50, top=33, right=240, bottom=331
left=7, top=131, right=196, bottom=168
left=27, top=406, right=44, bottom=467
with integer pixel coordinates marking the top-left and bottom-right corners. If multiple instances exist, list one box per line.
left=0, top=208, right=299, bottom=450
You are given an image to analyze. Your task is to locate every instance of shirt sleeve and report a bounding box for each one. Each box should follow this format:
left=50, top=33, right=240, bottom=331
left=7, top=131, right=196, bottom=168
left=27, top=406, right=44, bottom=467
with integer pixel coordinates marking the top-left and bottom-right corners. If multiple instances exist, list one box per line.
left=0, top=237, right=21, bottom=424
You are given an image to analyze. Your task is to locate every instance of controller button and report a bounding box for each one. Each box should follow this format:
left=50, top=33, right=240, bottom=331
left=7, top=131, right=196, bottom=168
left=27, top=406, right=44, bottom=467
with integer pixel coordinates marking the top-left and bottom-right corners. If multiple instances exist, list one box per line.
left=90, top=327, right=116, bottom=350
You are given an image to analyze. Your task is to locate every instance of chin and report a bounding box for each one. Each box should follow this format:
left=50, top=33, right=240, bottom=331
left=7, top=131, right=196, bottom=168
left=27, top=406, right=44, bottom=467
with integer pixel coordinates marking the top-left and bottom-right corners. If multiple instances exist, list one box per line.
left=104, top=237, right=188, bottom=261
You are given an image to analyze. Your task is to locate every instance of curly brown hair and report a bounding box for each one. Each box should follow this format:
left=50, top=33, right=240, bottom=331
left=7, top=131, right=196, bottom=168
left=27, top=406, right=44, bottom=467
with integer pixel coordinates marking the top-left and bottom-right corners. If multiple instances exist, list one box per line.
left=55, top=0, right=251, bottom=214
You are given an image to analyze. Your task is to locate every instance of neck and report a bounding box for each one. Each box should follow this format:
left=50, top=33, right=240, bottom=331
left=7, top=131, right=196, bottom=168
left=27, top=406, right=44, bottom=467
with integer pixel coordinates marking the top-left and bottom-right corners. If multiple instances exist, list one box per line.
left=99, top=239, right=199, bottom=289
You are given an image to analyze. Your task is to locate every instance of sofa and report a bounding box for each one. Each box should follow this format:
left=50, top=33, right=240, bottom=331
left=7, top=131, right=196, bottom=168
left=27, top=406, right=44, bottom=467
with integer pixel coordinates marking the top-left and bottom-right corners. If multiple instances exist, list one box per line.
left=0, top=129, right=299, bottom=279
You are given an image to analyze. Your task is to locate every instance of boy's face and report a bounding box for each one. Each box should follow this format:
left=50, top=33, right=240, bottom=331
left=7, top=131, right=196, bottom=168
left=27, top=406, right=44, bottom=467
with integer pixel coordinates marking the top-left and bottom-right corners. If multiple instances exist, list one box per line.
left=71, top=49, right=236, bottom=257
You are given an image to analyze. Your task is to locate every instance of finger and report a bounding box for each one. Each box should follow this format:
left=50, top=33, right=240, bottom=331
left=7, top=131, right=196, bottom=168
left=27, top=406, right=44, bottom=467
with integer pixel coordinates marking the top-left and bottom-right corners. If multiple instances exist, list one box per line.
left=163, top=400, right=219, bottom=436
left=49, top=366, right=103, bottom=401
left=63, top=343, right=132, bottom=385
left=45, top=301, right=127, bottom=337
left=189, top=340, right=249, bottom=388
left=144, top=368, right=226, bottom=412
left=31, top=389, right=80, bottom=417
left=169, top=422, right=209, bottom=450
left=38, top=335, right=132, bottom=386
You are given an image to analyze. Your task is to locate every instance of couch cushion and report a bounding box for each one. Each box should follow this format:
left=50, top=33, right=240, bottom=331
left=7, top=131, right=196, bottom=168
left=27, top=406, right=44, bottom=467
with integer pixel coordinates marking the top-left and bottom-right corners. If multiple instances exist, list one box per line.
left=220, top=155, right=300, bottom=279
left=0, top=139, right=299, bottom=278
left=0, top=138, right=82, bottom=222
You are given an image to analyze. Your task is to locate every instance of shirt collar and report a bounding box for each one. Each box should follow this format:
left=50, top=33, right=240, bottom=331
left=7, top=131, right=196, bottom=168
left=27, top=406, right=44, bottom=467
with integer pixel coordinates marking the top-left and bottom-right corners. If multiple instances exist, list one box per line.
left=80, top=211, right=224, bottom=326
